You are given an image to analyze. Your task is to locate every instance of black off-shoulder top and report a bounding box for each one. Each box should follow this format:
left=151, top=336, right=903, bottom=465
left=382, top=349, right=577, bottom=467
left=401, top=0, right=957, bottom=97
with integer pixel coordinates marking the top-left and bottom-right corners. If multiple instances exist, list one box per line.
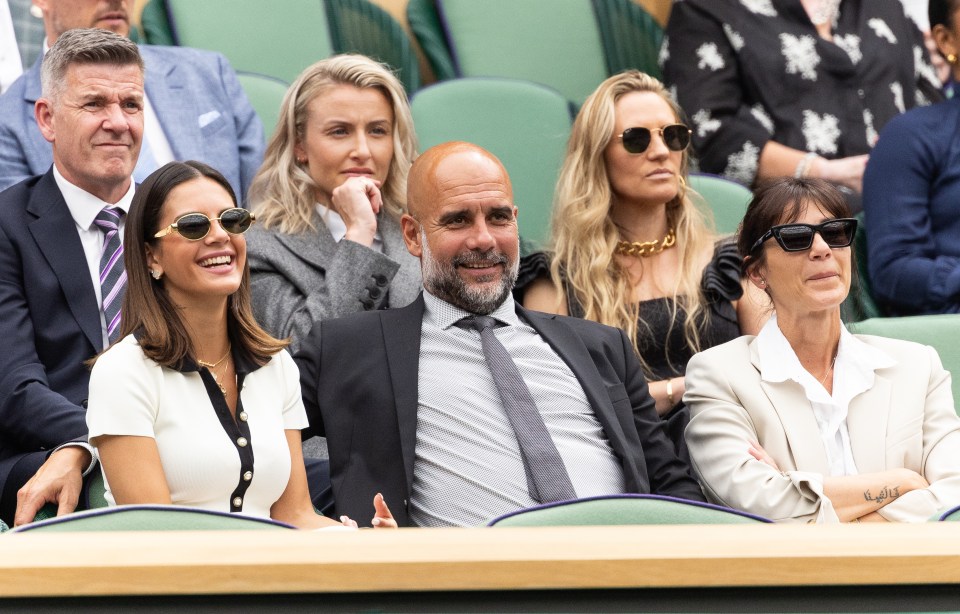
left=516, top=241, right=743, bottom=380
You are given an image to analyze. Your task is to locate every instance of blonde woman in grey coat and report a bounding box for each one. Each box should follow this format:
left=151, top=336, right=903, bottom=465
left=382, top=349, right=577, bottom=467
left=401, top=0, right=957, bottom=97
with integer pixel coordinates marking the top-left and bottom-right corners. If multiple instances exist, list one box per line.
left=246, top=55, right=421, bottom=351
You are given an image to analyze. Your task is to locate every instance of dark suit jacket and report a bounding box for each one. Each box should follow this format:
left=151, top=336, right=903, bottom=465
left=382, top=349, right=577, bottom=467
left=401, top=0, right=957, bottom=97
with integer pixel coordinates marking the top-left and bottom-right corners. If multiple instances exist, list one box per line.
left=296, top=294, right=705, bottom=526
left=0, top=170, right=102, bottom=497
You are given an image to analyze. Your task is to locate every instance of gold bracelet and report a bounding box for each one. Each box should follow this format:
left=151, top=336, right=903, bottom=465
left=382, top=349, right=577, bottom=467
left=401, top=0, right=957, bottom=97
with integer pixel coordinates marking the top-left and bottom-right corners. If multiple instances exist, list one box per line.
left=666, top=378, right=675, bottom=407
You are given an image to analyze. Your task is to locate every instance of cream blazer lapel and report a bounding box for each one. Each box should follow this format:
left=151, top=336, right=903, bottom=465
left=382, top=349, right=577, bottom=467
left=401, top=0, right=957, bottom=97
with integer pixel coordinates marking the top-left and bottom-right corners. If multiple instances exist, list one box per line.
left=749, top=338, right=831, bottom=476
left=846, top=369, right=893, bottom=474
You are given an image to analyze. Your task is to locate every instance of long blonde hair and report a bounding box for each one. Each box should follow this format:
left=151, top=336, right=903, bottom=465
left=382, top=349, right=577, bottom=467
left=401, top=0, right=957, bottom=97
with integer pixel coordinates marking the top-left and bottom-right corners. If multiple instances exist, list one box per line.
left=248, top=54, right=418, bottom=234
left=549, top=70, right=715, bottom=375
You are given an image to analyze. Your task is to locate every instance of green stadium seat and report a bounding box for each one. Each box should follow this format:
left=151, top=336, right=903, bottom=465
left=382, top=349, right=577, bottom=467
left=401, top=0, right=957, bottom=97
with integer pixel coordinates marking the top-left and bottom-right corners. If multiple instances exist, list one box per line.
left=688, top=172, right=752, bottom=236
left=848, top=314, right=960, bottom=413
left=235, top=72, right=289, bottom=137
left=412, top=78, right=573, bottom=248
left=488, top=494, right=771, bottom=526
left=592, top=0, right=664, bottom=79
left=15, top=505, right=294, bottom=533
left=435, top=0, right=608, bottom=106
left=163, top=0, right=335, bottom=84
left=326, top=0, right=420, bottom=93
left=406, top=0, right=457, bottom=81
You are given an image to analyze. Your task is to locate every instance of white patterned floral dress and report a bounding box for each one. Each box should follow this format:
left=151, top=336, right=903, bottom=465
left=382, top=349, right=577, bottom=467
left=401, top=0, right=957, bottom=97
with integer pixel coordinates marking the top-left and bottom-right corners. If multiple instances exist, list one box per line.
left=661, top=0, right=943, bottom=186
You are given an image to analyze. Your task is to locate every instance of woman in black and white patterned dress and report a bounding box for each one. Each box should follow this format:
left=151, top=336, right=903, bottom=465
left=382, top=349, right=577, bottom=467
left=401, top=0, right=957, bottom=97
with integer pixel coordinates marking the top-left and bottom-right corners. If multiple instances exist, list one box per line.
left=662, top=0, right=943, bottom=207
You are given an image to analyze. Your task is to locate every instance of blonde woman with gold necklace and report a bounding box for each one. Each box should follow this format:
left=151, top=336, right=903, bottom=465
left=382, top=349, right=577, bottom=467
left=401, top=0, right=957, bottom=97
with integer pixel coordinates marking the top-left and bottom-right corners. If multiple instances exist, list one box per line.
left=522, top=71, right=766, bottom=460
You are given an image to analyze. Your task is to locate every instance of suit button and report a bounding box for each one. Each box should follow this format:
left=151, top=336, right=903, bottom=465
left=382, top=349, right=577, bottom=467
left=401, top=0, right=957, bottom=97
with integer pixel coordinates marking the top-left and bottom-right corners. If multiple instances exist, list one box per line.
left=361, top=299, right=375, bottom=310
left=233, top=497, right=243, bottom=508
left=243, top=471, right=253, bottom=481
left=238, top=411, right=248, bottom=422
left=81, top=399, right=89, bottom=409
left=237, top=437, right=248, bottom=447
left=373, top=274, right=388, bottom=286
left=368, top=287, right=382, bottom=300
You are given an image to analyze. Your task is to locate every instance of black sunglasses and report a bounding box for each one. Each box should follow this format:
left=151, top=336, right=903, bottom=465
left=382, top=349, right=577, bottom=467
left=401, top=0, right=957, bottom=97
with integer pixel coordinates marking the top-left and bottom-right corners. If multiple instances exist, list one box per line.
left=750, top=218, right=858, bottom=253
left=618, top=124, right=692, bottom=154
left=154, top=208, right=255, bottom=241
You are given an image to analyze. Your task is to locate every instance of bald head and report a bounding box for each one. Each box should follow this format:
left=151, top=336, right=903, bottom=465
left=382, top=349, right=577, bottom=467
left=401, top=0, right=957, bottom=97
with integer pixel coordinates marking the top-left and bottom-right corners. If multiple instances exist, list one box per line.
left=401, top=142, right=519, bottom=314
left=407, top=142, right=513, bottom=221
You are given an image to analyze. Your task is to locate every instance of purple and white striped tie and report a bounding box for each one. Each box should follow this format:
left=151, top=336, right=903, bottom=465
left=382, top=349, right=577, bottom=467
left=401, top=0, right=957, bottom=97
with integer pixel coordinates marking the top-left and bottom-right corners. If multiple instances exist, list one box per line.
left=93, top=206, right=126, bottom=343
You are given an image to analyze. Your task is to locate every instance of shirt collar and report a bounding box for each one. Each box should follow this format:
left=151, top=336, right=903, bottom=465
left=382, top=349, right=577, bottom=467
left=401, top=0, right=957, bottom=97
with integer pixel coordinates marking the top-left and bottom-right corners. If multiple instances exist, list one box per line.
left=54, top=165, right=134, bottom=231
left=315, top=202, right=382, bottom=244
left=132, top=328, right=262, bottom=375
left=422, top=289, right=519, bottom=330
left=756, top=313, right=896, bottom=385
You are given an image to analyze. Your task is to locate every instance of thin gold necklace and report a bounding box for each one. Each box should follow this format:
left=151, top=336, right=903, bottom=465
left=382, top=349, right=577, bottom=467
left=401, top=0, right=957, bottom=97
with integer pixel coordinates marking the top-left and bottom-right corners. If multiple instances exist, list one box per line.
left=197, top=345, right=231, bottom=369
left=198, top=345, right=232, bottom=396
left=615, top=228, right=677, bottom=258
left=818, top=352, right=838, bottom=388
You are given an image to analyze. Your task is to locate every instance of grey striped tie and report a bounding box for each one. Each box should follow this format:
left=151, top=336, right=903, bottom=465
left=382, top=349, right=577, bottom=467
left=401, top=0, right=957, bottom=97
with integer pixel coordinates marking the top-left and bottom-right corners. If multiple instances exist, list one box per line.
left=458, top=315, right=577, bottom=503
left=93, top=207, right=126, bottom=343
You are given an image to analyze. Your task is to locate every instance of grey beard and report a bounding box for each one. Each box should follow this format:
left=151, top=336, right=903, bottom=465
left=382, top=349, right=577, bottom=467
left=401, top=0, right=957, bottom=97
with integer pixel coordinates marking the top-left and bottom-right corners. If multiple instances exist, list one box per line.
left=420, top=231, right=519, bottom=315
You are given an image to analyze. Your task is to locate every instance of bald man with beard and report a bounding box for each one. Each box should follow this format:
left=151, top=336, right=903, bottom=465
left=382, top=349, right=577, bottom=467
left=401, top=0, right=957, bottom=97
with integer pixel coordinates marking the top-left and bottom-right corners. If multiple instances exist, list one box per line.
left=295, top=142, right=704, bottom=527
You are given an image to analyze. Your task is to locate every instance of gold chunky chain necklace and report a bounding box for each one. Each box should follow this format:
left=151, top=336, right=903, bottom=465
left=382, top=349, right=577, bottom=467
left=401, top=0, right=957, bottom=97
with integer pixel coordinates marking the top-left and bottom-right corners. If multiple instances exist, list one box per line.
left=615, top=228, right=677, bottom=258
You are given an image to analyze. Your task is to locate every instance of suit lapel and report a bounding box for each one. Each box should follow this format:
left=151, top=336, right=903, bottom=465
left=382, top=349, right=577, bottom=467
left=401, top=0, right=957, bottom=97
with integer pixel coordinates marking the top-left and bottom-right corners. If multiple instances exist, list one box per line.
left=275, top=211, right=338, bottom=271
left=381, top=294, right=425, bottom=495
left=846, top=372, right=891, bottom=473
left=380, top=214, right=421, bottom=307
left=26, top=172, right=102, bottom=351
left=750, top=340, right=830, bottom=475
left=143, top=49, right=199, bottom=160
left=519, top=306, right=629, bottom=451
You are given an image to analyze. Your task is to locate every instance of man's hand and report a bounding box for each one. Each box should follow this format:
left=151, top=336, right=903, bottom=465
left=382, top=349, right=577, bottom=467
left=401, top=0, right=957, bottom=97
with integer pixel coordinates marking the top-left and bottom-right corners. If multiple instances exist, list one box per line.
left=13, top=446, right=89, bottom=527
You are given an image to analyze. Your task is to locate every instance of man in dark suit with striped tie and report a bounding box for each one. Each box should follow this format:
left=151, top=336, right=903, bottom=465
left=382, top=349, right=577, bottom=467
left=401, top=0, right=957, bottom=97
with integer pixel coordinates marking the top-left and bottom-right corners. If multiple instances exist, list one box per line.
left=0, top=28, right=143, bottom=527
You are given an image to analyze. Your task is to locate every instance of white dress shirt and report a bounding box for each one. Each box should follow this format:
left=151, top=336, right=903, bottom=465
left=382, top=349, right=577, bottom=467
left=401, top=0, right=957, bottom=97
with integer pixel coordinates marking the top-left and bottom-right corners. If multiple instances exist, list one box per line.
left=756, top=314, right=896, bottom=477
left=315, top=202, right=384, bottom=253
left=53, top=166, right=134, bottom=347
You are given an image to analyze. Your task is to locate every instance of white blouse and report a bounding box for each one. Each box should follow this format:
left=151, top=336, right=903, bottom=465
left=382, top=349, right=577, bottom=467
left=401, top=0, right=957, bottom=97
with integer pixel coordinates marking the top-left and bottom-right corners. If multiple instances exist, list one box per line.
left=756, top=315, right=895, bottom=477
left=86, top=335, right=308, bottom=518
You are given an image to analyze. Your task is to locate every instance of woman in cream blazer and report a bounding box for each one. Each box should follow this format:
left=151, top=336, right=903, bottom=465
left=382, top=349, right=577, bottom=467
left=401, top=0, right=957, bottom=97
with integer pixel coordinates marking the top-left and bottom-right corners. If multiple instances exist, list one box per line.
left=684, top=178, right=960, bottom=523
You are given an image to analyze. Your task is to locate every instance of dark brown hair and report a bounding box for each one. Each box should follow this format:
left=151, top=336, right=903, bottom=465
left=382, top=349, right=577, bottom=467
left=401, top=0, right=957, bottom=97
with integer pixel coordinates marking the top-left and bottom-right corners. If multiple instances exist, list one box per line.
left=738, top=177, right=852, bottom=278
left=930, top=0, right=960, bottom=29
left=116, top=160, right=287, bottom=368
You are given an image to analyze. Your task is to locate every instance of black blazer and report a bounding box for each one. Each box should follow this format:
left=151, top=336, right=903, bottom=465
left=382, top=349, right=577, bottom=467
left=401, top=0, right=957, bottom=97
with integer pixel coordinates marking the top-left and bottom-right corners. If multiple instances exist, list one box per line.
left=295, top=294, right=704, bottom=526
left=0, top=170, right=102, bottom=495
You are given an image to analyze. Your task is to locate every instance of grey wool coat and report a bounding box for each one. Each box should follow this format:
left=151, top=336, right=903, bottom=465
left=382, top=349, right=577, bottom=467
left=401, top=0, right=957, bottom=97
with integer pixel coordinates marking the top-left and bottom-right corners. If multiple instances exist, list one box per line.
left=246, top=211, right=422, bottom=352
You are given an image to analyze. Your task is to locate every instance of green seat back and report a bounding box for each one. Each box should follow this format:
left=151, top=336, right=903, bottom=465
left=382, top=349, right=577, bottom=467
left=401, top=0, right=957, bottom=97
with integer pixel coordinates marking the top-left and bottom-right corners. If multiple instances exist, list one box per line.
left=140, top=0, right=175, bottom=45
left=235, top=72, right=289, bottom=138
left=489, top=495, right=769, bottom=526
left=436, top=0, right=608, bottom=106
left=939, top=505, right=960, bottom=521
left=326, top=0, right=420, bottom=93
left=406, top=0, right=457, bottom=81
left=32, top=470, right=112, bottom=524
left=848, top=314, right=960, bottom=413
left=840, top=212, right=882, bottom=323
left=16, top=505, right=293, bottom=533
left=592, top=0, right=664, bottom=79
left=164, top=0, right=334, bottom=84
left=688, top=173, right=752, bottom=236
left=412, top=78, right=573, bottom=248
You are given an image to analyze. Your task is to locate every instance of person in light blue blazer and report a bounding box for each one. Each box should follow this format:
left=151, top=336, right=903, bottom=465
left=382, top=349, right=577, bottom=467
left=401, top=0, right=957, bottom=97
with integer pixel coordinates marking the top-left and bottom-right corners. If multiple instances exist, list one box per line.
left=0, top=0, right=263, bottom=199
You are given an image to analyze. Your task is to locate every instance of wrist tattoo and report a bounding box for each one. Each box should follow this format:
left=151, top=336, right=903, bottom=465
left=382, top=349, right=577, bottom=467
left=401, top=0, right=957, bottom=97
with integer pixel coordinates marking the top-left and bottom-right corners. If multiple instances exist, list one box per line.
left=864, top=485, right=901, bottom=505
